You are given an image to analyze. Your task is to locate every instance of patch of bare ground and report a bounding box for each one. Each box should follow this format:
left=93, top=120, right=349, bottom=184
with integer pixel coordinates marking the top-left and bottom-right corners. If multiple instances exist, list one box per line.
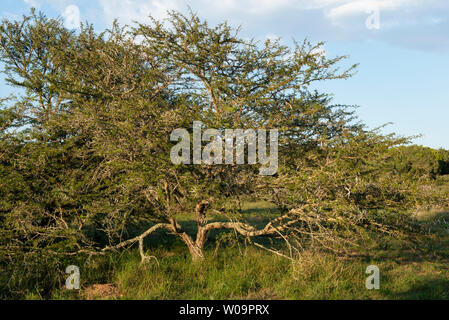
left=241, top=288, right=280, bottom=300
left=83, top=284, right=122, bottom=300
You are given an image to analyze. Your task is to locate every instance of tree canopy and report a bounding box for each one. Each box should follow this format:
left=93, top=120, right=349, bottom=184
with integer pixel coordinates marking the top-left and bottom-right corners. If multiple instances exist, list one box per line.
left=0, top=10, right=445, bottom=297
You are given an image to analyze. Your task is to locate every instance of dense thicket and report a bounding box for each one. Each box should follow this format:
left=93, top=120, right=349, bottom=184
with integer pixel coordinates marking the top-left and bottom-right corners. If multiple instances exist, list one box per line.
left=389, top=145, right=449, bottom=178
left=0, top=10, right=446, bottom=297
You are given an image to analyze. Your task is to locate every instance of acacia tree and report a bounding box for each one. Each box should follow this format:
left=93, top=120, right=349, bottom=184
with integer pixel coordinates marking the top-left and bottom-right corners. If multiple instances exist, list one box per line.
left=0, top=9, right=425, bottom=272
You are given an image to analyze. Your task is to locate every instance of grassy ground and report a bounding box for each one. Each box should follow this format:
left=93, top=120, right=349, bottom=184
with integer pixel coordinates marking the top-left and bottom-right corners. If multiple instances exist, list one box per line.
left=35, top=202, right=449, bottom=300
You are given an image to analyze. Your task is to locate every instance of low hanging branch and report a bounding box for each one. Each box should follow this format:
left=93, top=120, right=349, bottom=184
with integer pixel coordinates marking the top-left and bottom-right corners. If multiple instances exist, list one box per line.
left=85, top=201, right=305, bottom=263
left=69, top=197, right=409, bottom=263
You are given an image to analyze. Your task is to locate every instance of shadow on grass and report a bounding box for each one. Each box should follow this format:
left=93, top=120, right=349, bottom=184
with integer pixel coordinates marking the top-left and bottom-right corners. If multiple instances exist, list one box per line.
left=121, top=202, right=284, bottom=253
left=384, top=278, right=449, bottom=300
left=121, top=203, right=449, bottom=268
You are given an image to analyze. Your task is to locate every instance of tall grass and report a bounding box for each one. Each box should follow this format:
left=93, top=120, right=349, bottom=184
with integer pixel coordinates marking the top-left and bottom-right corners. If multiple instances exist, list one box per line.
left=51, top=240, right=449, bottom=300
left=6, top=204, right=449, bottom=300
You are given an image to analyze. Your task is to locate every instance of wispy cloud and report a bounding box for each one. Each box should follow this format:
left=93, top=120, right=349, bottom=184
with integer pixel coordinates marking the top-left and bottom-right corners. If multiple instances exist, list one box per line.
left=20, top=0, right=449, bottom=52
left=326, top=0, right=416, bottom=19
left=24, top=0, right=41, bottom=8
left=98, top=0, right=179, bottom=24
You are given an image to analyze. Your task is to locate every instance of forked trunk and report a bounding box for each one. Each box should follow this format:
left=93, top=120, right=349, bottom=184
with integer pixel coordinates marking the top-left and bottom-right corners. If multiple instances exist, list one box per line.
left=184, top=200, right=211, bottom=262
left=177, top=225, right=206, bottom=262
left=187, top=242, right=205, bottom=262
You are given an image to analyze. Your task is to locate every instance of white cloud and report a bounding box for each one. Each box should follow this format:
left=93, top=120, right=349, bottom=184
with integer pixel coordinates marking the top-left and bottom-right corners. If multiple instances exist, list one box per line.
left=247, top=0, right=294, bottom=14
left=326, top=0, right=419, bottom=19
left=265, top=33, right=280, bottom=41
left=25, top=0, right=449, bottom=53
left=311, top=46, right=327, bottom=57
left=24, top=0, right=41, bottom=8
left=63, top=4, right=80, bottom=29
left=98, top=0, right=178, bottom=25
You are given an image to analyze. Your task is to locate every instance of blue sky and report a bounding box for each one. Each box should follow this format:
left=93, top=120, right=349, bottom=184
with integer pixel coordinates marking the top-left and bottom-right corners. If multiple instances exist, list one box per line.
left=1, top=0, right=448, bottom=149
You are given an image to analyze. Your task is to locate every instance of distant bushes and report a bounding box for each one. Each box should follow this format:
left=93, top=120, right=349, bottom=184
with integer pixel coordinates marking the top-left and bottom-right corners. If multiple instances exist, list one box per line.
left=436, top=151, right=449, bottom=176
left=389, top=145, right=449, bottom=179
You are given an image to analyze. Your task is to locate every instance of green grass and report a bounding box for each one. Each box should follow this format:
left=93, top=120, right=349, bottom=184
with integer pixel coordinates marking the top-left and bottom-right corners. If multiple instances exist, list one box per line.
left=49, top=245, right=449, bottom=300
left=38, top=203, right=449, bottom=300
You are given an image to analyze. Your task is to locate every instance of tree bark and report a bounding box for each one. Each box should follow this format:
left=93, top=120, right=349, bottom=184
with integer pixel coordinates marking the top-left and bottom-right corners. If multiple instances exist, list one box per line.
left=183, top=200, right=210, bottom=261
left=93, top=203, right=300, bottom=263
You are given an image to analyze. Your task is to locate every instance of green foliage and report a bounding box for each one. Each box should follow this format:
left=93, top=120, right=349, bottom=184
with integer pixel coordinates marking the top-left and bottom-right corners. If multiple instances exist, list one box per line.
left=0, top=10, right=446, bottom=298
left=388, top=145, right=449, bottom=179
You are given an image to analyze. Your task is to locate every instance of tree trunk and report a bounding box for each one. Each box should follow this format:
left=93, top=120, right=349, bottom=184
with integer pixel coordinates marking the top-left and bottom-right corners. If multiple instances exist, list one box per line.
left=168, top=199, right=210, bottom=262
left=176, top=200, right=210, bottom=262
left=192, top=200, right=210, bottom=261
left=186, top=241, right=205, bottom=262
